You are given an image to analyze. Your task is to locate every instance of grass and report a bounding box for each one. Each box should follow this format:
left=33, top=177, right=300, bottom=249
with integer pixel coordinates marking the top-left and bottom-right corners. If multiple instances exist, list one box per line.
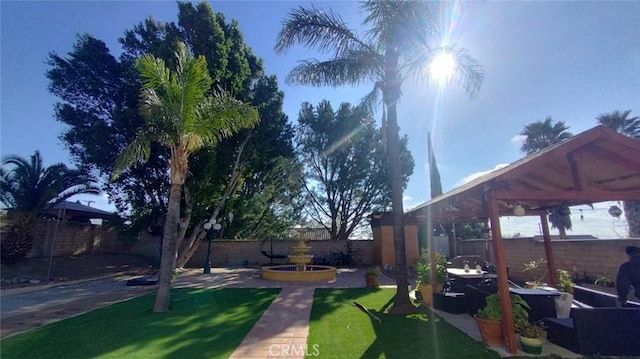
left=307, top=288, right=501, bottom=359
left=0, top=288, right=279, bottom=359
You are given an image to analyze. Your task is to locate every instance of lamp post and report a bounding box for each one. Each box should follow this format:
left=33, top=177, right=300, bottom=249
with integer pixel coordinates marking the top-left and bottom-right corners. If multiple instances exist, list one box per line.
left=203, top=220, right=222, bottom=274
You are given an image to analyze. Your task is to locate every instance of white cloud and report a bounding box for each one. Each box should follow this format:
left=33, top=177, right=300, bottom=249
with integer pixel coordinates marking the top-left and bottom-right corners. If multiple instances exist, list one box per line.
left=403, top=195, right=418, bottom=210
left=511, top=134, right=527, bottom=143
left=457, top=163, right=509, bottom=186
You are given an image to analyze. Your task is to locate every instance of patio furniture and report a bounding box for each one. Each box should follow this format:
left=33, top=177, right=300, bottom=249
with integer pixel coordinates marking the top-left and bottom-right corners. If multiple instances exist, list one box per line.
left=433, top=292, right=467, bottom=313
left=544, top=307, right=640, bottom=356
left=464, top=285, right=559, bottom=322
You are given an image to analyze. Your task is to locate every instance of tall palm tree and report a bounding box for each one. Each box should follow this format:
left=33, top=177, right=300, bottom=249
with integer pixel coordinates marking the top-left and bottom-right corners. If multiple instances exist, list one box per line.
left=276, top=1, right=483, bottom=313
left=597, top=110, right=640, bottom=237
left=112, top=42, right=259, bottom=312
left=1, top=150, right=99, bottom=264
left=520, top=117, right=574, bottom=238
left=520, top=117, right=573, bottom=155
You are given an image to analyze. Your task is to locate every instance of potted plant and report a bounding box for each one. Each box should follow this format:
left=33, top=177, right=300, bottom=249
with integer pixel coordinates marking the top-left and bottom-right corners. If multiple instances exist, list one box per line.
left=554, top=269, right=574, bottom=318
left=595, top=272, right=615, bottom=287
left=518, top=322, right=547, bottom=354
left=416, top=249, right=447, bottom=306
left=365, top=265, right=381, bottom=288
left=474, top=293, right=530, bottom=346
left=523, top=258, right=548, bottom=288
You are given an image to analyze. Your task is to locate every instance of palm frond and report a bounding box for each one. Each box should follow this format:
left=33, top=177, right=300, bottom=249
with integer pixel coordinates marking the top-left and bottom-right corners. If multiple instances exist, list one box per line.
left=361, top=0, right=438, bottom=50
left=112, top=134, right=153, bottom=180
left=286, top=57, right=376, bottom=87
left=275, top=5, right=372, bottom=57
left=199, top=92, right=260, bottom=142
left=358, top=83, right=383, bottom=115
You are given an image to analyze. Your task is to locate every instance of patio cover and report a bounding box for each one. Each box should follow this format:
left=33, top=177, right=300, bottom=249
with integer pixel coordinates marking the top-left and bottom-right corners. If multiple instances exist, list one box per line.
left=44, top=200, right=114, bottom=222
left=404, top=125, right=640, bottom=353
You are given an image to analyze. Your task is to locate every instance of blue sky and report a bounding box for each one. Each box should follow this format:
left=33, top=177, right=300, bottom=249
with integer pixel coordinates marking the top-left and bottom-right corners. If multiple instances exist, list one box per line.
left=1, top=1, right=638, bottom=238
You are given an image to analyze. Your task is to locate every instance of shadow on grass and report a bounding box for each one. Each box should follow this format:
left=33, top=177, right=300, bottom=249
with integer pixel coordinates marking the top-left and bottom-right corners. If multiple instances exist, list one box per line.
left=0, top=288, right=279, bottom=359
left=309, top=288, right=501, bottom=359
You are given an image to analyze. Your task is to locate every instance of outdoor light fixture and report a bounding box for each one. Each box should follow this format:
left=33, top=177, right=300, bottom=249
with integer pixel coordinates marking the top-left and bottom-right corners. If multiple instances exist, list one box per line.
left=608, top=205, right=622, bottom=218
left=513, top=203, right=525, bottom=217
left=203, top=219, right=222, bottom=274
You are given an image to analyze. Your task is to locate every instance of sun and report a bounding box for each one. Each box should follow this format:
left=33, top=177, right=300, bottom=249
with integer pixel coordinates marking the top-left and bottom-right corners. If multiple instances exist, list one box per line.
left=429, top=52, right=456, bottom=84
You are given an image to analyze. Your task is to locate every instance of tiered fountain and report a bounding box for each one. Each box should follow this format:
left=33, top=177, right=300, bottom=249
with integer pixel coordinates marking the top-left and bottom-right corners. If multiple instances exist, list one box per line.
left=261, top=229, right=337, bottom=281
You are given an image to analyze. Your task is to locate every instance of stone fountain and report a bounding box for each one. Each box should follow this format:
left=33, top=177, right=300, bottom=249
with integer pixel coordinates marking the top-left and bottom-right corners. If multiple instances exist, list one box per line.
left=261, top=229, right=336, bottom=281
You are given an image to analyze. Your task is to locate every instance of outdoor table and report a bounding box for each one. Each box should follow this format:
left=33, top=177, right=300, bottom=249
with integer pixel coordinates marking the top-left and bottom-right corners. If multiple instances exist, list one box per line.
left=447, top=267, right=498, bottom=279
left=447, top=268, right=497, bottom=292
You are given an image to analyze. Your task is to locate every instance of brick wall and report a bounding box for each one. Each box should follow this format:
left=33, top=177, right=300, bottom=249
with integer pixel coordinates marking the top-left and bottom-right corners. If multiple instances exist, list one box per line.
left=27, top=220, right=127, bottom=257
left=184, top=239, right=374, bottom=268
left=458, top=237, right=640, bottom=283
left=22, top=217, right=638, bottom=283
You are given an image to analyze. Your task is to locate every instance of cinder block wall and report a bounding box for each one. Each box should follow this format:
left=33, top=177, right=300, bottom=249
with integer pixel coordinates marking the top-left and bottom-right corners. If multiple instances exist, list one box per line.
left=27, top=220, right=125, bottom=257
left=185, top=239, right=374, bottom=268
left=458, top=238, right=640, bottom=283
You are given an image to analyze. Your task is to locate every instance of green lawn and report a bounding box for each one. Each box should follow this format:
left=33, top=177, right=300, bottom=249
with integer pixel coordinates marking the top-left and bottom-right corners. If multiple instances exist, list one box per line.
left=307, top=288, right=501, bottom=359
left=1, top=288, right=279, bottom=359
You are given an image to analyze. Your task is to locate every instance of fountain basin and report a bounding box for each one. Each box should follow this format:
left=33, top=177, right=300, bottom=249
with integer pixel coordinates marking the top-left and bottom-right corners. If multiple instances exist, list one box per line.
left=262, top=265, right=337, bottom=281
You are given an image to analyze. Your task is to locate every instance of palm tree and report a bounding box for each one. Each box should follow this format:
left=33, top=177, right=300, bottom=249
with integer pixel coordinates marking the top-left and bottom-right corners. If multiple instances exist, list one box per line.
left=597, top=110, right=640, bottom=237
left=520, top=117, right=574, bottom=238
left=276, top=1, right=483, bottom=313
left=112, top=42, right=259, bottom=312
left=1, top=150, right=99, bottom=264
left=520, top=117, right=573, bottom=155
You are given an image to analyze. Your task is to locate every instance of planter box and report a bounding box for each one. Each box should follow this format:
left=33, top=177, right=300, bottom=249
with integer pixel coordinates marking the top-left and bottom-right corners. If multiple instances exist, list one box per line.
left=434, top=292, right=467, bottom=314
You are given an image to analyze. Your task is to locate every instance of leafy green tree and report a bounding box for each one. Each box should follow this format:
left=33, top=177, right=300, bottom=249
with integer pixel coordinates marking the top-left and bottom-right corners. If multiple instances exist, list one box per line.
left=520, top=117, right=574, bottom=238
left=113, top=42, right=259, bottom=312
left=47, top=2, right=300, bottom=264
left=296, top=100, right=414, bottom=240
left=276, top=1, right=483, bottom=313
left=597, top=110, right=640, bottom=237
left=0, top=151, right=99, bottom=264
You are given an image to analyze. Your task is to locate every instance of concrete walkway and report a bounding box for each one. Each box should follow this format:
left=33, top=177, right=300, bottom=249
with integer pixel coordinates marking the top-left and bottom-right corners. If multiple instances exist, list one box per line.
left=229, top=286, right=314, bottom=359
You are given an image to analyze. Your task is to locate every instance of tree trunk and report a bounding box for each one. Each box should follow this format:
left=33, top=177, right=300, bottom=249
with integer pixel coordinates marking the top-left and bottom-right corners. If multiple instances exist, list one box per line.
left=385, top=102, right=414, bottom=314
left=624, top=200, right=640, bottom=238
left=558, top=226, right=567, bottom=239
left=153, top=181, right=182, bottom=312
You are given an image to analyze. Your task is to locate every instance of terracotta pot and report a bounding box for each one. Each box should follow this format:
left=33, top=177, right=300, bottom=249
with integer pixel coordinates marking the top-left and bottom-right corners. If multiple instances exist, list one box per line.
left=474, top=314, right=504, bottom=346
left=365, top=274, right=379, bottom=288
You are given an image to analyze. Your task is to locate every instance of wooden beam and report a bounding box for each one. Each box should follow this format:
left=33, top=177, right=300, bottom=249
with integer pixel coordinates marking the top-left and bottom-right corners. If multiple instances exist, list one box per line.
left=567, top=151, right=586, bottom=191
left=494, top=189, right=640, bottom=201
left=516, top=172, right=566, bottom=191
left=585, top=145, right=640, bottom=170
left=540, top=214, right=557, bottom=287
left=487, top=191, right=517, bottom=354
left=429, top=224, right=437, bottom=305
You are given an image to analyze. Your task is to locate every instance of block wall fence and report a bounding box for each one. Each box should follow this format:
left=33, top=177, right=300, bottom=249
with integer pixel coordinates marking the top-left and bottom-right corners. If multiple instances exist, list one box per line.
left=15, top=220, right=640, bottom=281
left=457, top=237, right=640, bottom=283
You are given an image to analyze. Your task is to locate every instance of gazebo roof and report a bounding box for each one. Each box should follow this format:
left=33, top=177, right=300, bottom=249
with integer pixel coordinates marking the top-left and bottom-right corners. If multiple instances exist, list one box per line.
left=402, top=124, right=640, bottom=354
left=405, top=125, right=640, bottom=223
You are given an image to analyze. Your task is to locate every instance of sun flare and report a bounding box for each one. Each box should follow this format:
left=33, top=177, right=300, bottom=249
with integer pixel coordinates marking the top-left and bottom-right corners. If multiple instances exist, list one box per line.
left=429, top=52, right=456, bottom=84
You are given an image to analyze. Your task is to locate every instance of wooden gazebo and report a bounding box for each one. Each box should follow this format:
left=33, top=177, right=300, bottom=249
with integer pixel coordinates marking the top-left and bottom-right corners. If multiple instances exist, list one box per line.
left=404, top=125, right=640, bottom=354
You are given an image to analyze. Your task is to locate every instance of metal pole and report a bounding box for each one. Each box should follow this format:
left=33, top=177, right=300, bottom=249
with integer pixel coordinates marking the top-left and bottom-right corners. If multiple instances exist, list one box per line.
left=204, top=231, right=212, bottom=274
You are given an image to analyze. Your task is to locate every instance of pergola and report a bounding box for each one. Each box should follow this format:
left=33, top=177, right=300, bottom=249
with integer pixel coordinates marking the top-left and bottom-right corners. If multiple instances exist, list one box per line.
left=404, top=125, right=640, bottom=354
